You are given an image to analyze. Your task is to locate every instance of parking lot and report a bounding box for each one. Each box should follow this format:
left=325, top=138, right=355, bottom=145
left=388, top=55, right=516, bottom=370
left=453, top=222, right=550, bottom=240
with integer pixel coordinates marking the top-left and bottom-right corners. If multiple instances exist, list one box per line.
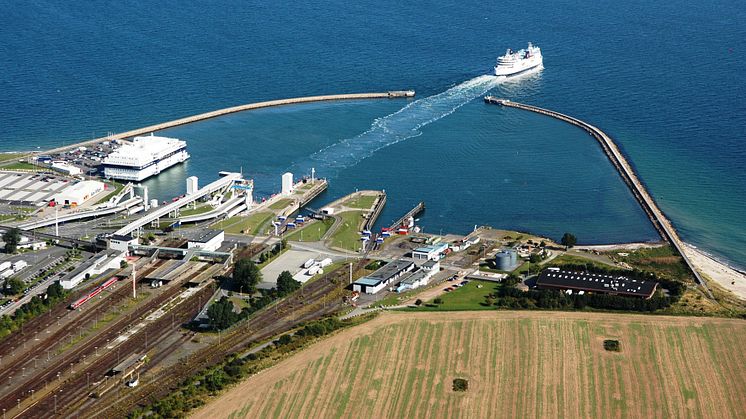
left=0, top=171, right=73, bottom=206
left=45, top=140, right=120, bottom=176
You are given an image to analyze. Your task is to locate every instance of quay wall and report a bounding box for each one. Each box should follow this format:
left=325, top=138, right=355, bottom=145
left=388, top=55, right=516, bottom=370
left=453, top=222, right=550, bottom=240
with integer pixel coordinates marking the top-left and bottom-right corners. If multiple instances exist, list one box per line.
left=45, top=92, right=415, bottom=155
left=484, top=97, right=712, bottom=296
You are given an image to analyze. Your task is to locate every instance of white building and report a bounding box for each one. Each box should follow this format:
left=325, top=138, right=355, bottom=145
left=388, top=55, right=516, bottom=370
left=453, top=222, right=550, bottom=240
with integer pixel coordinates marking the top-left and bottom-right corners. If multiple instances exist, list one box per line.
left=60, top=251, right=124, bottom=289
left=412, top=243, right=449, bottom=262
left=187, top=230, right=224, bottom=252
left=281, top=172, right=293, bottom=195
left=186, top=176, right=199, bottom=195
left=52, top=180, right=105, bottom=206
left=51, top=161, right=82, bottom=176
left=108, top=234, right=139, bottom=252
left=103, top=135, right=189, bottom=181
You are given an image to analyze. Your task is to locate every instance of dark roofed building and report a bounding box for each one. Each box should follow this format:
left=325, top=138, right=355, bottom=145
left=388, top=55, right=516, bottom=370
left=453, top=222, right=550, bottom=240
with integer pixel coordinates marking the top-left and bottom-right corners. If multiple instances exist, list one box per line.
left=536, top=268, right=658, bottom=299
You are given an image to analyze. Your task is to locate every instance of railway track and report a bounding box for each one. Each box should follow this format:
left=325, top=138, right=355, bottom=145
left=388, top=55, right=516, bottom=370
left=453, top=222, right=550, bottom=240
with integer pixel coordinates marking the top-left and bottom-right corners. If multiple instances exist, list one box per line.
left=92, top=259, right=368, bottom=418
left=42, top=285, right=216, bottom=418
left=0, top=261, right=210, bottom=417
left=0, top=260, right=167, bottom=388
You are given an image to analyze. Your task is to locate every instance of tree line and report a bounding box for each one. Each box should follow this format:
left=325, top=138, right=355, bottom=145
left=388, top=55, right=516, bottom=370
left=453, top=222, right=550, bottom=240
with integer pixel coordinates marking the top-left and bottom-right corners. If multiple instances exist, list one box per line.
left=0, top=281, right=66, bottom=338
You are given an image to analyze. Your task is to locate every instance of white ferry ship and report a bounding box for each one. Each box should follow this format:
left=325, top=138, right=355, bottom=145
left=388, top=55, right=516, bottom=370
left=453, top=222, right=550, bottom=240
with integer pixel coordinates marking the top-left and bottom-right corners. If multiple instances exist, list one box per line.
left=103, top=134, right=189, bottom=181
left=494, top=43, right=543, bottom=77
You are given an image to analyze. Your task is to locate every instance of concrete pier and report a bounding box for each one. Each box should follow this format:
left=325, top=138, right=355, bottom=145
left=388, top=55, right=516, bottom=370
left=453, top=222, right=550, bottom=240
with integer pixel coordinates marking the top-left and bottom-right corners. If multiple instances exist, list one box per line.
left=44, top=91, right=416, bottom=155
left=389, top=202, right=425, bottom=231
left=484, top=96, right=712, bottom=297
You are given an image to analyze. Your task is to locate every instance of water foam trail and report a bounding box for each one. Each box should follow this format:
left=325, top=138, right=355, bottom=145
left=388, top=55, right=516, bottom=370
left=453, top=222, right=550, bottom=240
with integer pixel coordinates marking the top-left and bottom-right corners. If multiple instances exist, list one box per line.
left=290, top=75, right=502, bottom=175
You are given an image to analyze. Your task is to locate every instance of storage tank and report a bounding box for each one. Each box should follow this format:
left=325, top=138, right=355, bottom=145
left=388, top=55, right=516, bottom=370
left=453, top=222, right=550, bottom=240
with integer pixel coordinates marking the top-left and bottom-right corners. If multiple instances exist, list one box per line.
left=509, top=249, right=517, bottom=266
left=495, top=250, right=517, bottom=271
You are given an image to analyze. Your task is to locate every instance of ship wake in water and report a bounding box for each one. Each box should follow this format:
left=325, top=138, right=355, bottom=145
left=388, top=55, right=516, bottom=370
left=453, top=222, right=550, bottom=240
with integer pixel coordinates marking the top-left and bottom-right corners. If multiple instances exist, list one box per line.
left=292, top=75, right=502, bottom=174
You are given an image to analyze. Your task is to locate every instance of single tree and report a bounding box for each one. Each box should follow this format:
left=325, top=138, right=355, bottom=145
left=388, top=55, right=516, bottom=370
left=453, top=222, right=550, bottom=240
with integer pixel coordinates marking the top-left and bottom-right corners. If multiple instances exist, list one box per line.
left=5, top=277, right=25, bottom=295
left=276, top=270, right=301, bottom=296
left=233, top=258, right=262, bottom=294
left=207, top=297, right=238, bottom=330
left=560, top=233, right=577, bottom=250
left=47, top=281, right=64, bottom=300
left=3, top=228, right=21, bottom=254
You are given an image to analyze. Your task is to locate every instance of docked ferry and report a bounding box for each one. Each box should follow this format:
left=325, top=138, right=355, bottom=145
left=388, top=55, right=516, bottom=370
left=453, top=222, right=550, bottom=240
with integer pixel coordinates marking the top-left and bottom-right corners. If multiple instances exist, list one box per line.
left=103, top=134, right=189, bottom=181
left=494, top=43, right=543, bottom=77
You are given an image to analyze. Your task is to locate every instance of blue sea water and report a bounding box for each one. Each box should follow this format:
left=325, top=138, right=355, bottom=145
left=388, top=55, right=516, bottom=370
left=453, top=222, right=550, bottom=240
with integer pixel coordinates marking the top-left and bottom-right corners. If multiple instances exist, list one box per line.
left=1, top=1, right=744, bottom=268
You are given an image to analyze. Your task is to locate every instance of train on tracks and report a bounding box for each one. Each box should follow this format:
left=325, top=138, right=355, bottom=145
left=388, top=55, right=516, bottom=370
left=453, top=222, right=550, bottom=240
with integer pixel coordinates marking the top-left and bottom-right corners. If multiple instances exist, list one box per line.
left=69, top=277, right=119, bottom=309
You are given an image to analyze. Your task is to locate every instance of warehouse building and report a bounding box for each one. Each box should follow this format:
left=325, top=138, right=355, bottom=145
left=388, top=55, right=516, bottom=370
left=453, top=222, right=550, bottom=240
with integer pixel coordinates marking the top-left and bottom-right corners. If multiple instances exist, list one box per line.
left=536, top=268, right=658, bottom=299
left=352, top=259, right=415, bottom=294
left=52, top=180, right=104, bottom=206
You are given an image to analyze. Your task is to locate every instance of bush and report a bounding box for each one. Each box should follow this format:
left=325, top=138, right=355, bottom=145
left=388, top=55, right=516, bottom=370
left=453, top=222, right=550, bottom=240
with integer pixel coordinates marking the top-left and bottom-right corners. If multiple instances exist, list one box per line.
left=433, top=297, right=443, bottom=305
left=453, top=378, right=468, bottom=392
left=603, top=339, right=621, bottom=352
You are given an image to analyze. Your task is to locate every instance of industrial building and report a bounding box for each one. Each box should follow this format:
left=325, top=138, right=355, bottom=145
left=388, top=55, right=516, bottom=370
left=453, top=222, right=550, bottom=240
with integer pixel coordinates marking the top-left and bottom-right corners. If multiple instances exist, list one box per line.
left=103, top=135, right=189, bottom=181
left=52, top=180, right=105, bottom=206
left=412, top=243, right=448, bottom=262
left=536, top=268, right=659, bottom=299
left=352, top=259, right=415, bottom=294
left=494, top=249, right=518, bottom=271
left=281, top=172, right=294, bottom=195
left=187, top=229, right=225, bottom=252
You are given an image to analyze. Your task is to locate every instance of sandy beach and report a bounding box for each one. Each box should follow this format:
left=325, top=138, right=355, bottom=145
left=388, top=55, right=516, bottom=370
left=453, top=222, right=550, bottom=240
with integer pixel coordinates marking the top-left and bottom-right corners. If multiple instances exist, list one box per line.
left=682, top=243, right=746, bottom=299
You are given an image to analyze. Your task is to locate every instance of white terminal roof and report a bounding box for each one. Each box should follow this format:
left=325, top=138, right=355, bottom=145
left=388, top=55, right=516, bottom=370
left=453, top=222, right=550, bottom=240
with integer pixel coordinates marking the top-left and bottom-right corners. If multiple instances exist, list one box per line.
left=103, top=135, right=186, bottom=168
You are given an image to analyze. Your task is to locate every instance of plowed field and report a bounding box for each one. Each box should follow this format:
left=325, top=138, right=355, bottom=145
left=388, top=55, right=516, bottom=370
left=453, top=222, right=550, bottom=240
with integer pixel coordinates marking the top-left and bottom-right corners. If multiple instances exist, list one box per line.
left=193, top=311, right=746, bottom=419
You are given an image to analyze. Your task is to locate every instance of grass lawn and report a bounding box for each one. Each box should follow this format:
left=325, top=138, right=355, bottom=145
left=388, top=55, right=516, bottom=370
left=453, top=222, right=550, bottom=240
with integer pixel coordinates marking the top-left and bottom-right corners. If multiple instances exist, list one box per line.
left=609, top=245, right=692, bottom=280
left=408, top=280, right=498, bottom=311
left=547, top=254, right=615, bottom=270
left=345, top=195, right=376, bottom=209
left=215, top=212, right=274, bottom=235
left=0, top=153, right=28, bottom=163
left=285, top=218, right=335, bottom=242
left=294, top=183, right=314, bottom=192
left=269, top=198, right=293, bottom=210
left=329, top=211, right=365, bottom=251
left=2, top=161, right=42, bottom=171
left=180, top=203, right=214, bottom=217
left=0, top=214, right=18, bottom=222
left=95, top=181, right=124, bottom=204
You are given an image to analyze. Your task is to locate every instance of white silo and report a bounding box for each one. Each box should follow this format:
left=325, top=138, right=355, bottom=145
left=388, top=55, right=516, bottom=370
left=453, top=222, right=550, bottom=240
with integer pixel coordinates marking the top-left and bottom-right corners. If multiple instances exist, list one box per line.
left=281, top=172, right=293, bottom=195
left=186, top=176, right=199, bottom=195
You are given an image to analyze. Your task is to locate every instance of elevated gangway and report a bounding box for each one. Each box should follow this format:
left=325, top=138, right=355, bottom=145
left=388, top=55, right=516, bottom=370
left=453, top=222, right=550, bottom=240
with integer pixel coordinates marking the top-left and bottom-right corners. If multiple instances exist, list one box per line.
left=112, top=172, right=242, bottom=236
left=18, top=196, right=143, bottom=230
left=178, top=195, right=247, bottom=224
